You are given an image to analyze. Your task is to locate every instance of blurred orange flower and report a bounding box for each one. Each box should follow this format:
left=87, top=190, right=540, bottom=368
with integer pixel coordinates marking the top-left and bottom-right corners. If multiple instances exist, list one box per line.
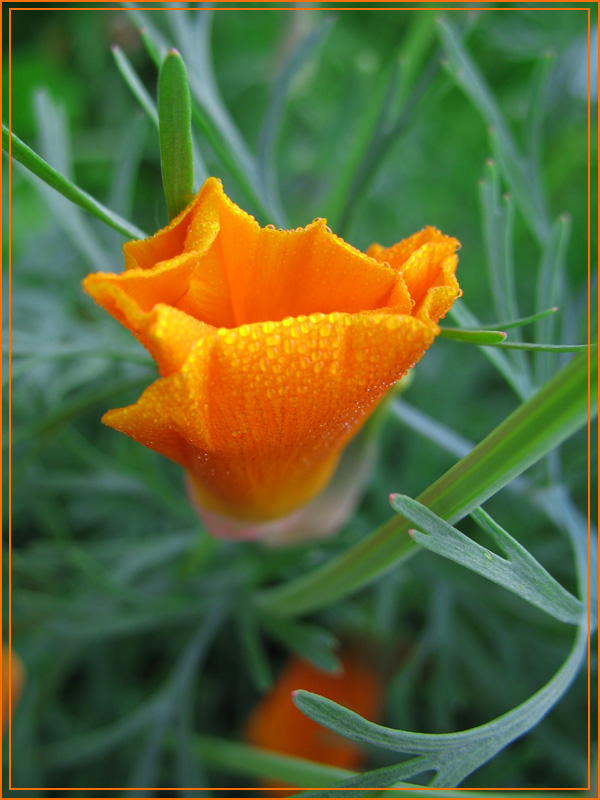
left=246, top=654, right=382, bottom=782
left=2, top=644, right=25, bottom=734
left=83, top=178, right=460, bottom=534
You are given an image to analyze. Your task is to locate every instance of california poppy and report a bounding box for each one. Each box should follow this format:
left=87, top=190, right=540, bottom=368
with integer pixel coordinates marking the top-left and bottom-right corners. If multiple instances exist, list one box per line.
left=245, top=653, right=383, bottom=784
left=2, top=643, right=25, bottom=734
left=83, top=178, right=460, bottom=536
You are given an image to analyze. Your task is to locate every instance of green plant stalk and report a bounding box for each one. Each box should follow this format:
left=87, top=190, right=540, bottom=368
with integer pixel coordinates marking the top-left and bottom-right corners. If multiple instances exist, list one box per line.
left=256, top=350, right=595, bottom=617
left=158, top=50, right=195, bottom=220
left=2, top=125, right=146, bottom=240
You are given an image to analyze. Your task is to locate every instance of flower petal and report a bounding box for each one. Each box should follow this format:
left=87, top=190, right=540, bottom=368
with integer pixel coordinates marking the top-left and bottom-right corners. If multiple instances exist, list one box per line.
left=123, top=188, right=211, bottom=271
left=368, top=227, right=461, bottom=323
left=82, top=268, right=212, bottom=375
left=183, top=179, right=405, bottom=324
left=103, top=310, right=436, bottom=521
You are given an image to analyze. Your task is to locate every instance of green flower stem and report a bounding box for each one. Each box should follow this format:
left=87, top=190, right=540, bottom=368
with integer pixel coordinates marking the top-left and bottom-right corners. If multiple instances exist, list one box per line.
left=256, top=350, right=595, bottom=617
left=2, top=124, right=147, bottom=240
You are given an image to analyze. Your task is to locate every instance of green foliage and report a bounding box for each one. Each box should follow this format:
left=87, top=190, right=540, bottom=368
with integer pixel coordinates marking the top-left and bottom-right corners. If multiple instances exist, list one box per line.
left=4, top=5, right=595, bottom=794
left=158, top=50, right=195, bottom=221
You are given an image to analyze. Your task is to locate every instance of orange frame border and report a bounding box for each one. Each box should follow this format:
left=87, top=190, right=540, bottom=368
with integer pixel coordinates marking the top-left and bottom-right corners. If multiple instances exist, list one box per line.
left=2, top=1, right=596, bottom=798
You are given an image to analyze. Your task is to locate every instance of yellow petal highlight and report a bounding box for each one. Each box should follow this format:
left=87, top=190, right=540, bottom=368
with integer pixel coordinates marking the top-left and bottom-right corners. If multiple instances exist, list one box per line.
left=83, top=177, right=461, bottom=529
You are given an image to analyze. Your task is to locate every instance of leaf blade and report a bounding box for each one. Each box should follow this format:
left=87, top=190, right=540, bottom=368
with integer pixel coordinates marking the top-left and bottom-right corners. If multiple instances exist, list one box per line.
left=390, top=495, right=583, bottom=624
left=3, top=125, right=146, bottom=240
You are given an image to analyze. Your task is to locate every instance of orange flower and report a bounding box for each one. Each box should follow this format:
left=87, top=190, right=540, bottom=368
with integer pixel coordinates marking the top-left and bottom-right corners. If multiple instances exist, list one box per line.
left=2, top=644, right=25, bottom=734
left=83, top=178, right=460, bottom=533
left=245, top=654, right=382, bottom=782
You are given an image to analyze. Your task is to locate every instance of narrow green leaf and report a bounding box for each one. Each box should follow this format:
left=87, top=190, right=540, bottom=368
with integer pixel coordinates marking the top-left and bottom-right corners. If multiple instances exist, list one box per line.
left=31, top=90, right=109, bottom=271
left=235, top=607, right=273, bottom=692
left=491, top=341, right=590, bottom=353
left=478, top=159, right=532, bottom=391
left=333, top=20, right=456, bottom=238
left=450, top=302, right=530, bottom=399
left=438, top=327, right=507, bottom=345
left=126, top=8, right=169, bottom=66
left=158, top=50, right=194, bottom=220
left=488, top=127, right=549, bottom=245
left=395, top=10, right=437, bottom=108
left=3, top=125, right=146, bottom=240
left=258, top=17, right=334, bottom=211
left=10, top=375, right=151, bottom=447
left=256, top=350, right=595, bottom=617
left=262, top=617, right=341, bottom=673
left=487, top=307, right=558, bottom=331
left=525, top=52, right=555, bottom=195
left=140, top=25, right=164, bottom=67
left=107, top=115, right=148, bottom=222
left=479, top=160, right=519, bottom=325
left=535, top=215, right=572, bottom=384
left=437, top=17, right=549, bottom=243
left=391, top=398, right=472, bottom=460
left=43, top=696, right=163, bottom=767
left=112, top=45, right=158, bottom=125
left=390, top=496, right=583, bottom=624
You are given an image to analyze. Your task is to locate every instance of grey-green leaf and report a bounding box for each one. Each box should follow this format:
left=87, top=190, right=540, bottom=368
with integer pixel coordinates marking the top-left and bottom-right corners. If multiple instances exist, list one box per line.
left=293, top=620, right=587, bottom=786
left=390, top=496, right=583, bottom=624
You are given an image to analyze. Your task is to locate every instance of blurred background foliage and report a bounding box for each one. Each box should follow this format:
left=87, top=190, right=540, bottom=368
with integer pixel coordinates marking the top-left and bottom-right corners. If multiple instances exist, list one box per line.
left=2, top=2, right=597, bottom=794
